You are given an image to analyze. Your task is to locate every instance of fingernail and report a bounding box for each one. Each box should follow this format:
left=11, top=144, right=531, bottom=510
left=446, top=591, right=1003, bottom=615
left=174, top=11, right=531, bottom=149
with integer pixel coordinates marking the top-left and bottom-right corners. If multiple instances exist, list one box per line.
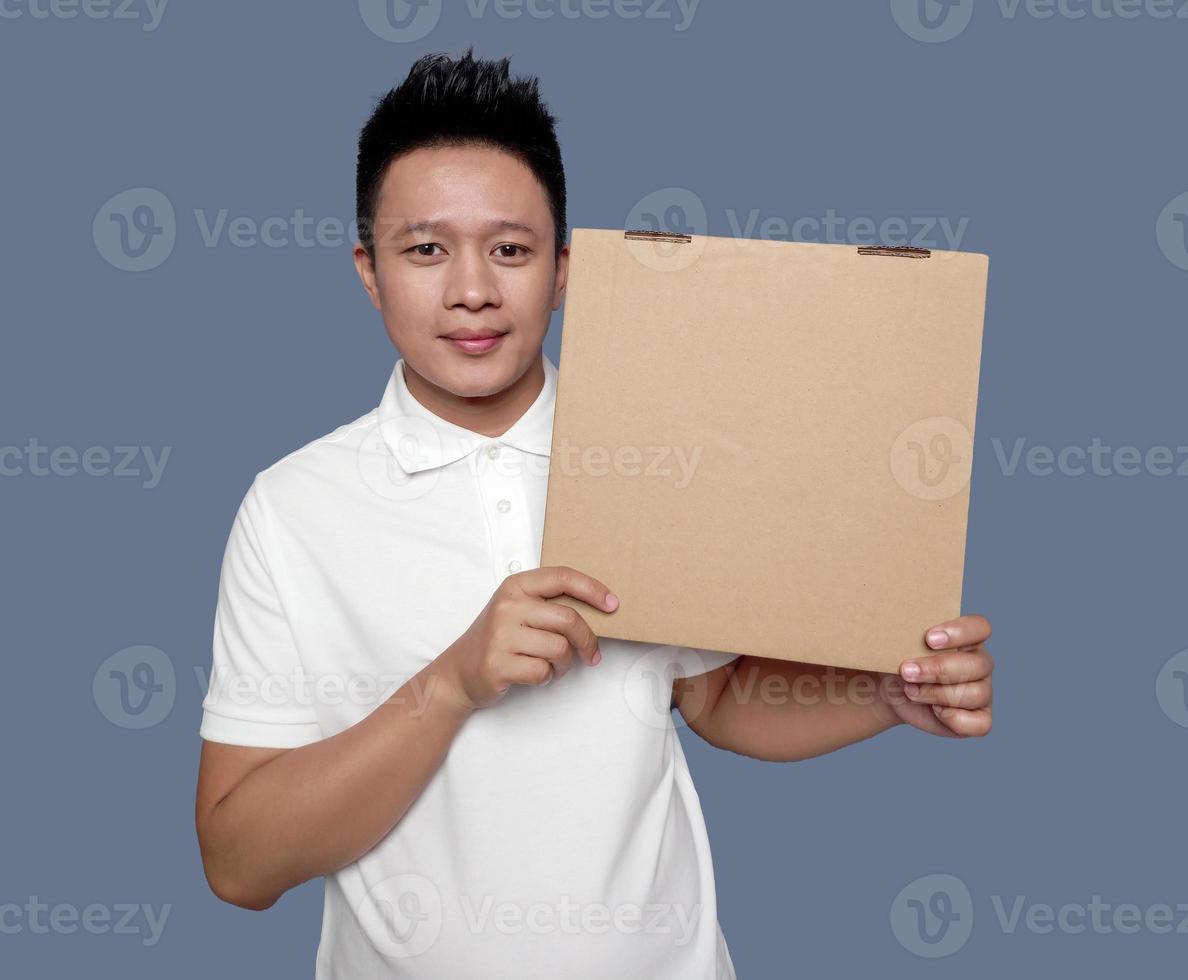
left=904, top=683, right=920, bottom=698
left=902, top=661, right=921, bottom=680
left=605, top=593, right=619, bottom=611
left=927, top=629, right=949, bottom=649
left=592, top=648, right=602, bottom=665
left=932, top=704, right=944, bottom=716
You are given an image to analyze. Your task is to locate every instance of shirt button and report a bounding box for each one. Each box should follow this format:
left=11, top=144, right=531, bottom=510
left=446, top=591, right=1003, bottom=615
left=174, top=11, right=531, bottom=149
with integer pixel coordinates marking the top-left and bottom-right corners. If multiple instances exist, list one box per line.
left=508, top=559, right=522, bottom=572
left=497, top=499, right=511, bottom=513
left=486, top=444, right=499, bottom=459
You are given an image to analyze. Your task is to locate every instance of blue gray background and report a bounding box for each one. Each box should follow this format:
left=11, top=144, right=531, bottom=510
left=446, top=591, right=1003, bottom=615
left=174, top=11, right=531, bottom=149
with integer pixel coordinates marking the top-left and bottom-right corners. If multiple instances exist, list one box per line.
left=3, top=0, right=1186, bottom=976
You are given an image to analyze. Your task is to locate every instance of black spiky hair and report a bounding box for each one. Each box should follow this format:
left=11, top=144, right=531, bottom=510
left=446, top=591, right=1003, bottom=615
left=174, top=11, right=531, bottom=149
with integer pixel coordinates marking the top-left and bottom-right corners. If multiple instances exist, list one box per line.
left=355, top=45, right=567, bottom=260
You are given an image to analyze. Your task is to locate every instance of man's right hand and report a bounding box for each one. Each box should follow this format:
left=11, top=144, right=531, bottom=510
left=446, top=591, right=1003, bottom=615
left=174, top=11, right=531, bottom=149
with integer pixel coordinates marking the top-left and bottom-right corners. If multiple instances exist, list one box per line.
left=435, top=566, right=619, bottom=712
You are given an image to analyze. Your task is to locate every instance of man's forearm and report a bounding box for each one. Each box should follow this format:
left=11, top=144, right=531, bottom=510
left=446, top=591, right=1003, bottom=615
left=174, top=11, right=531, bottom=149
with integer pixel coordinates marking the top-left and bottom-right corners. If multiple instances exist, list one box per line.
left=199, top=660, right=472, bottom=909
left=703, top=655, right=902, bottom=762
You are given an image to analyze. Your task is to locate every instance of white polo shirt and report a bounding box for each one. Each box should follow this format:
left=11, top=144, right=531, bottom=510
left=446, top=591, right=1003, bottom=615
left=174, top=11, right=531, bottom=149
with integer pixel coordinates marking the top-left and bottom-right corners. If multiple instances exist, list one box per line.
left=199, top=349, right=740, bottom=979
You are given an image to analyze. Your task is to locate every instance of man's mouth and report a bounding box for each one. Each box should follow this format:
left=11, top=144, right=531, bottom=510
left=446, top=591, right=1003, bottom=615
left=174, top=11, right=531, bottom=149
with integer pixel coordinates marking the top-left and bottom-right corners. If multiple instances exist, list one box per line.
left=440, top=331, right=508, bottom=354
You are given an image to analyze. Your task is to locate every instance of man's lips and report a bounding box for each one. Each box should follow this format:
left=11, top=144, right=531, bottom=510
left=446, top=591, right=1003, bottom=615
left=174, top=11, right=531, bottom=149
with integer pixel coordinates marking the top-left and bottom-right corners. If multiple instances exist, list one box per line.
left=441, top=329, right=508, bottom=340
left=442, top=333, right=507, bottom=353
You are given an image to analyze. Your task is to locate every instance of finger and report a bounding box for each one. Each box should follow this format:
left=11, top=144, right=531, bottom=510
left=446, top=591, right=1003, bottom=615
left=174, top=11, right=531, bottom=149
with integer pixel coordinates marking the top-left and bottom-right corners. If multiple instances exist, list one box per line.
left=901, top=649, right=994, bottom=685
left=903, top=679, right=991, bottom=709
left=931, top=705, right=992, bottom=737
left=512, top=626, right=576, bottom=681
left=898, top=701, right=959, bottom=738
left=519, top=565, right=619, bottom=614
left=923, top=614, right=992, bottom=651
left=504, top=652, right=558, bottom=688
left=520, top=597, right=602, bottom=666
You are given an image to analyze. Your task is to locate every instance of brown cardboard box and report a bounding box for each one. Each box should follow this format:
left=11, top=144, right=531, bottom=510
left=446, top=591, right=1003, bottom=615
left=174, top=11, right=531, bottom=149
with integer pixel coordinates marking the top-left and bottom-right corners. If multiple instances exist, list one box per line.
left=540, top=227, right=989, bottom=674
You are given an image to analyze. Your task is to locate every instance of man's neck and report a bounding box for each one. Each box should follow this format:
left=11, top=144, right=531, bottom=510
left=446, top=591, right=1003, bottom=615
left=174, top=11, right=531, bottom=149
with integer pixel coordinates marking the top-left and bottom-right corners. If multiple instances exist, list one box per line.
left=401, top=354, right=545, bottom=439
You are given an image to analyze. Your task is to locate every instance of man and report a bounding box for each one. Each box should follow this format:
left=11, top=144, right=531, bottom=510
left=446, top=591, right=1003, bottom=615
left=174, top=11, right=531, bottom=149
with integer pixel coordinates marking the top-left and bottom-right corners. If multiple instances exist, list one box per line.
left=195, top=46, right=994, bottom=979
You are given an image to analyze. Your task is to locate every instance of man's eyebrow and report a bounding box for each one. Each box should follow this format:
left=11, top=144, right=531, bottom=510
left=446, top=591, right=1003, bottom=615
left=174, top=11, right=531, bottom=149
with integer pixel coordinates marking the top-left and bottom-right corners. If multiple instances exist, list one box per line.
left=398, top=218, right=541, bottom=238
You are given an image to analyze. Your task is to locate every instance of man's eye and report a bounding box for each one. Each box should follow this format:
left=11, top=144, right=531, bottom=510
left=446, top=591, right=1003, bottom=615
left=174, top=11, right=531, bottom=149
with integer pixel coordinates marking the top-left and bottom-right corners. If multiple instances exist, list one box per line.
left=406, top=243, right=527, bottom=258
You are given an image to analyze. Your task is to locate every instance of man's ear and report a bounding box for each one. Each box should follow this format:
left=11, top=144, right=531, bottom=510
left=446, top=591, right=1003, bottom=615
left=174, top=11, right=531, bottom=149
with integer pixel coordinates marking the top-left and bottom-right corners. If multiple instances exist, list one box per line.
left=551, top=244, right=570, bottom=311
left=352, top=243, right=382, bottom=312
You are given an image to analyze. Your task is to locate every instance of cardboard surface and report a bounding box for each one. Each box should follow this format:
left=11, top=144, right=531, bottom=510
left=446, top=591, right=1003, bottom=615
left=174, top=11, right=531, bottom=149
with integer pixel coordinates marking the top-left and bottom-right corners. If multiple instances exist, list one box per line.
left=540, top=228, right=989, bottom=674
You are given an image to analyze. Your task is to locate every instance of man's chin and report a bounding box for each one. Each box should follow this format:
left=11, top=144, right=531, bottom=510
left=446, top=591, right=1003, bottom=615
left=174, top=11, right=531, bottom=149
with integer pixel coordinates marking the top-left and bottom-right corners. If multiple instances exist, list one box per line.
left=422, top=342, right=523, bottom=398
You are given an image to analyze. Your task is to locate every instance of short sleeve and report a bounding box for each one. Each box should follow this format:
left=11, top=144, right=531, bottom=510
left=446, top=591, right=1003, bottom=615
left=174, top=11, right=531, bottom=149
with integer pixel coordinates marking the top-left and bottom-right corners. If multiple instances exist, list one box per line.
left=198, top=478, right=323, bottom=748
left=674, top=646, right=741, bottom=679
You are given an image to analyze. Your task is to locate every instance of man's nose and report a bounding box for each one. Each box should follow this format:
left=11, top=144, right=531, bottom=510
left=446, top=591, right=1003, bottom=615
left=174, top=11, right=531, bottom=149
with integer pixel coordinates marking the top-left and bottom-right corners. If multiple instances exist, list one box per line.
left=443, top=246, right=501, bottom=310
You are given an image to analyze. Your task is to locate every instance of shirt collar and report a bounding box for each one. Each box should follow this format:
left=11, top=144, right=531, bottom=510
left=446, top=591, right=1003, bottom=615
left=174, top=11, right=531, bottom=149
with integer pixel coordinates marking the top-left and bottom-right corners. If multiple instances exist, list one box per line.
left=376, top=350, right=557, bottom=475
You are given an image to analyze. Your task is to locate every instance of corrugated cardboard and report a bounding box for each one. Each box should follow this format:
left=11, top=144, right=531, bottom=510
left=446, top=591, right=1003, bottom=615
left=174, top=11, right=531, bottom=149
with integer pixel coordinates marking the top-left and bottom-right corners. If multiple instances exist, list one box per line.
left=540, top=227, right=989, bottom=674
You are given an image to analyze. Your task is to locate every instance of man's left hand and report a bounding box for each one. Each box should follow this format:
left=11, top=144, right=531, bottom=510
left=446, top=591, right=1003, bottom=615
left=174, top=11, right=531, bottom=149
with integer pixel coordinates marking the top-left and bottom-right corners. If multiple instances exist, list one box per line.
left=881, top=615, right=994, bottom=738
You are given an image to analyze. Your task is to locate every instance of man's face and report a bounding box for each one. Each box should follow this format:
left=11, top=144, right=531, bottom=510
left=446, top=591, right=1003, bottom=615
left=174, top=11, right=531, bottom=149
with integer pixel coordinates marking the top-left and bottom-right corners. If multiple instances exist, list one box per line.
left=353, top=143, right=568, bottom=400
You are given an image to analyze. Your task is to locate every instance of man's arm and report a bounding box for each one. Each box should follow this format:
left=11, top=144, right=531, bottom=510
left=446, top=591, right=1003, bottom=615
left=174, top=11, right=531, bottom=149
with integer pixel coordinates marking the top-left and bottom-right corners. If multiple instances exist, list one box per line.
left=195, top=659, right=472, bottom=911
left=673, top=616, right=994, bottom=761
left=673, top=656, right=901, bottom=762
